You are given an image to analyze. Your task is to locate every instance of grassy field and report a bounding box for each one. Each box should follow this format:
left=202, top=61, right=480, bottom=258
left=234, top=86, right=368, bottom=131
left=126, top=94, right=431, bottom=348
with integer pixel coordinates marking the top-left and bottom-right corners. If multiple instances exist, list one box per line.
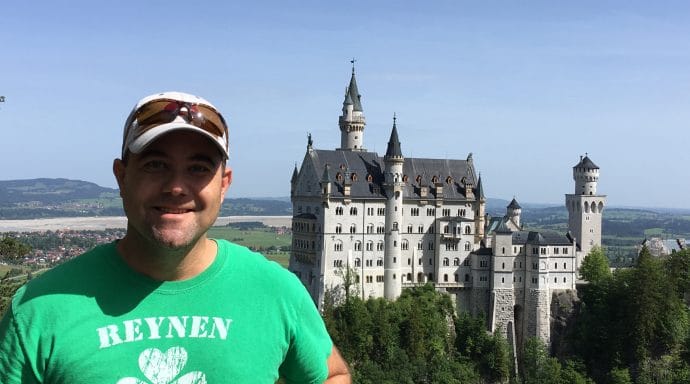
left=207, top=226, right=292, bottom=267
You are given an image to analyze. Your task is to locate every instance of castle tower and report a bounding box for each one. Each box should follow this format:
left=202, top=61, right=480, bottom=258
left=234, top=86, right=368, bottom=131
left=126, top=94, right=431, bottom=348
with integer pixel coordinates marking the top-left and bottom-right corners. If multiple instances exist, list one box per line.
left=383, top=116, right=404, bottom=299
left=566, top=154, right=607, bottom=261
left=474, top=174, right=486, bottom=244
left=507, top=198, right=522, bottom=229
left=338, top=65, right=366, bottom=151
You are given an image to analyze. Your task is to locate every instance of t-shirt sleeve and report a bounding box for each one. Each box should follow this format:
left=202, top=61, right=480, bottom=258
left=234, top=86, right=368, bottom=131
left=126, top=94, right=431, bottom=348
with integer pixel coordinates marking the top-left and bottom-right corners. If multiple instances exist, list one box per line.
left=278, top=287, right=333, bottom=384
left=0, top=302, right=39, bottom=384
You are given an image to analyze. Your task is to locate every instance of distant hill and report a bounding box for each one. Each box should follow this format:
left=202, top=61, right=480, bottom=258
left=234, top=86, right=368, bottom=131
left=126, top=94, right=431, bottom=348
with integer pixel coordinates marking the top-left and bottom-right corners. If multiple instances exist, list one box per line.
left=0, top=178, right=292, bottom=219
left=0, top=178, right=120, bottom=204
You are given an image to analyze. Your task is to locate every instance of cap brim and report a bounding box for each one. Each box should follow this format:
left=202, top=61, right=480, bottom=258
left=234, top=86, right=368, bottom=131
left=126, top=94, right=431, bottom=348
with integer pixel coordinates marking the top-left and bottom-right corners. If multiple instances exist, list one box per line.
left=127, top=122, right=229, bottom=159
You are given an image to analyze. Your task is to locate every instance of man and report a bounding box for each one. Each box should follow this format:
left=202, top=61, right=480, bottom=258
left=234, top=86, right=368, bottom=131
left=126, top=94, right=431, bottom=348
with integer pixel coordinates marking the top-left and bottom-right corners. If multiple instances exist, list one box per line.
left=0, top=92, right=350, bottom=383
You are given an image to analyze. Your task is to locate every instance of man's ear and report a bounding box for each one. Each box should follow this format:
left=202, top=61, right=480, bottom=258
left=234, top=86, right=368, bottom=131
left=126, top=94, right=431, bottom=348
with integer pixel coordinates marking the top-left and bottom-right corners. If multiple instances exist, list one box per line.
left=221, top=166, right=232, bottom=197
left=113, top=159, right=126, bottom=198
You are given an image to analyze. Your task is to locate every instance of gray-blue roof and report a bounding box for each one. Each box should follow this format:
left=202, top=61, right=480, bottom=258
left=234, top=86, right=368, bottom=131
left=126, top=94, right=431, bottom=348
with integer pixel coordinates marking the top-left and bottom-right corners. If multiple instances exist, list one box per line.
left=308, top=149, right=478, bottom=200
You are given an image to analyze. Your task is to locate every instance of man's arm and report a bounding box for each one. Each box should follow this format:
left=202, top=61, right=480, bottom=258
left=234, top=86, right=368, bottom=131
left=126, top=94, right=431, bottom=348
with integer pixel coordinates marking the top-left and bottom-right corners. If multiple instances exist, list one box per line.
left=324, top=346, right=350, bottom=383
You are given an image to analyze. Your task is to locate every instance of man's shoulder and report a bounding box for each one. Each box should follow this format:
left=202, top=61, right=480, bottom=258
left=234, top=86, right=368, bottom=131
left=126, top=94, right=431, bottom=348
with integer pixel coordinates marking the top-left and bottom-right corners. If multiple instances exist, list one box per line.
left=215, top=239, right=302, bottom=288
left=11, top=242, right=117, bottom=309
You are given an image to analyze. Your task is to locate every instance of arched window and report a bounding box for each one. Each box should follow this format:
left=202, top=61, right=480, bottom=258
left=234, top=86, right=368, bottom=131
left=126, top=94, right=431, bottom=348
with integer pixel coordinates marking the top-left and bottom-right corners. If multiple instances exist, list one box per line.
left=354, top=258, right=361, bottom=267
left=443, top=258, right=449, bottom=266
left=335, top=224, right=342, bottom=234
left=465, top=226, right=471, bottom=234
left=350, top=224, right=356, bottom=233
left=354, top=241, right=362, bottom=251
left=453, top=258, right=460, bottom=266
left=464, top=242, right=471, bottom=251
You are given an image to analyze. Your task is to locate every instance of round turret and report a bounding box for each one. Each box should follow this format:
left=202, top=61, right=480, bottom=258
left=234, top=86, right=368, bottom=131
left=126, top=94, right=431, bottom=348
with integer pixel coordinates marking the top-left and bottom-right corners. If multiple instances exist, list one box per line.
left=573, top=154, right=599, bottom=195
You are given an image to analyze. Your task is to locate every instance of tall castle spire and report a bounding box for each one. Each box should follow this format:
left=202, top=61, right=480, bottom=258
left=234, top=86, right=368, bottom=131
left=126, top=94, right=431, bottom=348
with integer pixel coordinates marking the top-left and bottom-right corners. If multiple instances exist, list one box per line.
left=383, top=115, right=404, bottom=300
left=338, top=61, right=366, bottom=151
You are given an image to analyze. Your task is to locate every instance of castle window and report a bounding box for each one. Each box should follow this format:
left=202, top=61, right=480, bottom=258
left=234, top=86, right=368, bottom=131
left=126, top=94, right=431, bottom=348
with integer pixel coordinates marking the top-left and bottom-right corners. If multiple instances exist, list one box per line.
left=366, top=276, right=373, bottom=283
left=335, top=207, right=343, bottom=215
left=366, top=241, right=373, bottom=251
left=377, top=225, right=385, bottom=234
left=350, top=224, right=356, bottom=233
left=351, top=173, right=358, bottom=182
left=464, top=242, right=471, bottom=251
left=428, top=242, right=434, bottom=251
left=446, top=176, right=453, bottom=185
left=354, top=258, right=361, bottom=267
left=431, top=176, right=439, bottom=184
left=411, top=208, right=419, bottom=216
left=418, top=225, right=424, bottom=233
left=442, top=209, right=451, bottom=216
left=418, top=273, right=424, bottom=282
left=444, top=225, right=449, bottom=234
left=366, top=224, right=374, bottom=233
left=502, top=277, right=505, bottom=283
left=454, top=258, right=460, bottom=266
left=336, top=172, right=343, bottom=182
left=366, top=174, right=373, bottom=182
left=444, top=274, right=449, bottom=282
left=333, top=259, right=343, bottom=267
left=502, top=247, right=505, bottom=255
left=417, top=241, right=423, bottom=250
left=350, top=207, right=358, bottom=215
left=403, top=175, right=409, bottom=183
left=454, top=274, right=459, bottom=282
left=401, top=240, right=409, bottom=251
left=376, top=258, right=383, bottom=266
left=428, top=273, right=434, bottom=282
left=465, top=274, right=470, bottom=282
left=407, top=224, right=413, bottom=233
left=465, top=226, right=471, bottom=235
left=393, top=222, right=398, bottom=231
left=376, top=275, right=384, bottom=283
left=335, top=224, right=342, bottom=234
left=377, top=242, right=384, bottom=251
left=563, top=248, right=569, bottom=254
left=354, top=241, right=362, bottom=251
left=564, top=262, right=567, bottom=269
left=464, top=258, right=471, bottom=266
left=367, top=207, right=374, bottom=215
left=334, top=242, right=343, bottom=252
left=415, top=175, right=422, bottom=185
left=443, top=258, right=449, bottom=266
left=366, top=259, right=373, bottom=267
left=377, top=208, right=385, bottom=216
left=407, top=273, right=412, bottom=281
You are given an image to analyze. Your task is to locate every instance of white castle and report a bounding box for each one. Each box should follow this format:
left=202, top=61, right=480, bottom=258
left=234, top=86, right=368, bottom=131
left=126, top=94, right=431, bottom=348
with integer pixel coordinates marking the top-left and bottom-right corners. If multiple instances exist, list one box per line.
left=288, top=68, right=606, bottom=346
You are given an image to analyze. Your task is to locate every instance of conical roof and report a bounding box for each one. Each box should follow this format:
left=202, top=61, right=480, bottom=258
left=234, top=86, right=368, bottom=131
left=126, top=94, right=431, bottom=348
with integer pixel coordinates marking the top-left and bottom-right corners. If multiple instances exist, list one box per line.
left=385, top=119, right=402, bottom=158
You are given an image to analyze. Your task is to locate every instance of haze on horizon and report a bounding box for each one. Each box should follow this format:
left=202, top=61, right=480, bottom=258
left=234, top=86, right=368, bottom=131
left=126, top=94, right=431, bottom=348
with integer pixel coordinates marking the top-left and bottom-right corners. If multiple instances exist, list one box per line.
left=1, top=1, right=688, bottom=209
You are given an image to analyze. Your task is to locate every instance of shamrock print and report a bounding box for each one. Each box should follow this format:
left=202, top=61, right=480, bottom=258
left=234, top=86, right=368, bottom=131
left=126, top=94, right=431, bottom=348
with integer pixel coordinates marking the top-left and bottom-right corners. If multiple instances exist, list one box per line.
left=117, top=347, right=207, bottom=384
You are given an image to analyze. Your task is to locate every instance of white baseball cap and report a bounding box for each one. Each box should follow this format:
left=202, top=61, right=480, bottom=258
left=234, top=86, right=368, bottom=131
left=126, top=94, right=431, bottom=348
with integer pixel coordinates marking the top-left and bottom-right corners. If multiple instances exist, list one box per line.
left=121, top=91, right=229, bottom=159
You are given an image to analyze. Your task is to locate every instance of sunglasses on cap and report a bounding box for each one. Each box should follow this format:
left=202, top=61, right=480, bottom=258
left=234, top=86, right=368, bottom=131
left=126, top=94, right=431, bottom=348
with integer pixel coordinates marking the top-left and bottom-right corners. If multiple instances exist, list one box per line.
left=122, top=98, right=229, bottom=158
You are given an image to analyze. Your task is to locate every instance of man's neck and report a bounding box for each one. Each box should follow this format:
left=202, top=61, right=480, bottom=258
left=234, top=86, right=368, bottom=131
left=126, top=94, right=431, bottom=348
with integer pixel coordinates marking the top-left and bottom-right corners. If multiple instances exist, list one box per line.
left=116, top=234, right=218, bottom=281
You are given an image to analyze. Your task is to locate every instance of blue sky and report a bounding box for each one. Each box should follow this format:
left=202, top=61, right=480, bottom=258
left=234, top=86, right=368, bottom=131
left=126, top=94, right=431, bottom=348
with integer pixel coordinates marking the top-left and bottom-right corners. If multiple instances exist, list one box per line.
left=1, top=1, right=689, bottom=209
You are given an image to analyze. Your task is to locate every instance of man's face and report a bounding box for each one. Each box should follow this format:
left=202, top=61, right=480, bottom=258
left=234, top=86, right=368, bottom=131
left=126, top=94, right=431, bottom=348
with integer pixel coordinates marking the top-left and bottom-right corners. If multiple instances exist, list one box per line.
left=114, top=130, right=232, bottom=251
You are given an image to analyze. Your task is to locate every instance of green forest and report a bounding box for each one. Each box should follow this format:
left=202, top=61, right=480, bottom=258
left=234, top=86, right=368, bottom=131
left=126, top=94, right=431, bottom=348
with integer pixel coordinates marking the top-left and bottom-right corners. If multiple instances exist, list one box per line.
left=323, top=247, right=690, bottom=384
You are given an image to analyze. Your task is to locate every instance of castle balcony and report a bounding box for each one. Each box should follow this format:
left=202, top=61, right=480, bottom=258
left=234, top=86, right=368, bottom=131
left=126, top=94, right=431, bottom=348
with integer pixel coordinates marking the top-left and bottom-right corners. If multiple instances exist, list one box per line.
left=440, top=233, right=461, bottom=241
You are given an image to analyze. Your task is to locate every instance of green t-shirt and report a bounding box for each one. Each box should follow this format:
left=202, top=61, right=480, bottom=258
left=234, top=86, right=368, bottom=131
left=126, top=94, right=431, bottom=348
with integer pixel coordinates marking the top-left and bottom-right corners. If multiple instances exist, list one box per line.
left=0, top=240, right=332, bottom=383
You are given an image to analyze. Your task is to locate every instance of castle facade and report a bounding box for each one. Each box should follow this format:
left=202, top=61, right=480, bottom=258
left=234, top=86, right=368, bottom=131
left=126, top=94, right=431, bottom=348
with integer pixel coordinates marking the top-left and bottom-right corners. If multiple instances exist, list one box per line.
left=288, top=68, right=606, bottom=345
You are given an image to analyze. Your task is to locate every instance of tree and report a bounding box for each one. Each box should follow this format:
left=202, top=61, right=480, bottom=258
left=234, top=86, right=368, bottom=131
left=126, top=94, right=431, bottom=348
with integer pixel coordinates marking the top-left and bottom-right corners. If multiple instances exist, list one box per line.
left=579, top=245, right=611, bottom=284
left=522, top=337, right=561, bottom=384
left=0, top=236, right=32, bottom=263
